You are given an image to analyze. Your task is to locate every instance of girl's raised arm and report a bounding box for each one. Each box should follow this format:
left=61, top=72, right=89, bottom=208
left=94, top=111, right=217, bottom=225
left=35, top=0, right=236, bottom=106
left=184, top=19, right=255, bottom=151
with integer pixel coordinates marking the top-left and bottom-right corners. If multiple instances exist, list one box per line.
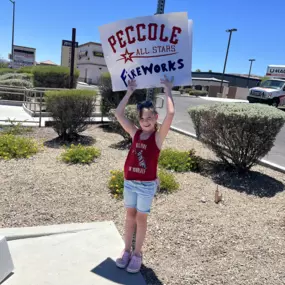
left=115, top=79, right=138, bottom=138
left=156, top=76, right=175, bottom=148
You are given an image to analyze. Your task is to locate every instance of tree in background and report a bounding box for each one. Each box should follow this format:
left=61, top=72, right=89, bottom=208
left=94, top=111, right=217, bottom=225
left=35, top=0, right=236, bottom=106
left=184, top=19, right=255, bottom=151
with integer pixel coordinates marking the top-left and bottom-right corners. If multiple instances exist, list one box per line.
left=209, top=69, right=212, bottom=73
left=261, top=76, right=269, bottom=82
left=0, top=58, right=9, bottom=68
left=195, top=69, right=201, bottom=72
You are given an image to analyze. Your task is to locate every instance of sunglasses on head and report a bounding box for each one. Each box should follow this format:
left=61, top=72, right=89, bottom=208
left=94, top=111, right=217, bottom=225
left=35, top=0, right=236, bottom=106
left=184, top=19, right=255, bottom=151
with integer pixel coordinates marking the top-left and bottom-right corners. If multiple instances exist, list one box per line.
left=137, top=100, right=154, bottom=110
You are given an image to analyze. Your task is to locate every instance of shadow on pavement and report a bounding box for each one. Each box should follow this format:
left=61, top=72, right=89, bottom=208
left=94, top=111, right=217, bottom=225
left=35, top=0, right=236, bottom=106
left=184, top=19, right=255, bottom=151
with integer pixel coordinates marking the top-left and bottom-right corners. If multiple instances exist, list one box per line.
left=200, top=159, right=284, bottom=198
left=91, top=257, right=162, bottom=285
left=0, top=272, right=14, bottom=285
left=141, top=264, right=163, bottom=285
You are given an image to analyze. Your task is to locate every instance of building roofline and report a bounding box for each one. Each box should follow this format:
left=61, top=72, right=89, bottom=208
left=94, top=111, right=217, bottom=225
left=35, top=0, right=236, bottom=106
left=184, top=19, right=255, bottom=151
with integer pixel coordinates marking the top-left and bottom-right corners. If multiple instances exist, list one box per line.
left=78, top=42, right=102, bottom=47
left=193, top=77, right=229, bottom=83
left=192, top=71, right=261, bottom=81
left=13, top=45, right=36, bottom=50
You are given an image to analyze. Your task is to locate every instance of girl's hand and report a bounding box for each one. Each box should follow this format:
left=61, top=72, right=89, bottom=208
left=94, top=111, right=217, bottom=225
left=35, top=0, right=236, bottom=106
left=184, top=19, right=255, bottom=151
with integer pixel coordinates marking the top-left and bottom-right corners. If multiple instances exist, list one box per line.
left=160, top=75, right=174, bottom=90
left=127, top=79, right=137, bottom=93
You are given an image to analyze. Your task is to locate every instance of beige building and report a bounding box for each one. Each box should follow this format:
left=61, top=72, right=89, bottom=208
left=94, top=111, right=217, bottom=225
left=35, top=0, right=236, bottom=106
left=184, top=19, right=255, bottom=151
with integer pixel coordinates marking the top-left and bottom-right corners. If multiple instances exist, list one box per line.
left=76, top=42, right=108, bottom=84
left=61, top=40, right=78, bottom=69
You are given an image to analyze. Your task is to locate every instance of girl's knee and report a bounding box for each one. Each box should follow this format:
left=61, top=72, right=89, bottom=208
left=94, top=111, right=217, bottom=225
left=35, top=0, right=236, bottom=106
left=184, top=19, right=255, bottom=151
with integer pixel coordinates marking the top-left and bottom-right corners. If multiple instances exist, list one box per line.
left=136, top=212, right=148, bottom=224
left=126, top=208, right=137, bottom=219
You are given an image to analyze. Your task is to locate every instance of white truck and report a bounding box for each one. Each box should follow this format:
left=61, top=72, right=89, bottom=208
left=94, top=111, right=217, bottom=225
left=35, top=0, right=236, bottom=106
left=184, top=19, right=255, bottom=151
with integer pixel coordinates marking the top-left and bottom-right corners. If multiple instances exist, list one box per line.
left=247, top=65, right=285, bottom=107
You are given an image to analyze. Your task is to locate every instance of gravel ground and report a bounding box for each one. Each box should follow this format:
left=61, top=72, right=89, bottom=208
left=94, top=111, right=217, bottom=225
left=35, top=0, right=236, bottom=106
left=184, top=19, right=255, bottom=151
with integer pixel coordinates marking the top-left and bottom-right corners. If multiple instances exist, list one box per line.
left=1, top=125, right=285, bottom=285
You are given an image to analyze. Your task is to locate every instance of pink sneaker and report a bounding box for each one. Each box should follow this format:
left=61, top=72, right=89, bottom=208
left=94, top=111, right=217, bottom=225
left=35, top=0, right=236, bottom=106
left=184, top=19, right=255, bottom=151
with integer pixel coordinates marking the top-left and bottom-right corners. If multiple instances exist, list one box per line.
left=126, top=253, right=142, bottom=273
left=116, top=250, right=131, bottom=269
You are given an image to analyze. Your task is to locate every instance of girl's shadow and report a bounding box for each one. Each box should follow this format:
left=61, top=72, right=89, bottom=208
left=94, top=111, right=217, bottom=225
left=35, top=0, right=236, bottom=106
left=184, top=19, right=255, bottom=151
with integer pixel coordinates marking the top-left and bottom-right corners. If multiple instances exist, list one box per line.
left=91, top=257, right=163, bottom=285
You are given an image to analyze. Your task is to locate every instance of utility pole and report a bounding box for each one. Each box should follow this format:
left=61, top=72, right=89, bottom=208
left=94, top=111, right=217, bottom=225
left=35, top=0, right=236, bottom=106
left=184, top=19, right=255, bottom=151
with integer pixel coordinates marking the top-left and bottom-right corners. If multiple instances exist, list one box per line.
left=9, top=0, right=15, bottom=63
left=146, top=0, right=166, bottom=100
left=70, top=28, right=76, bottom=89
left=219, top=28, right=237, bottom=94
left=247, top=59, right=255, bottom=88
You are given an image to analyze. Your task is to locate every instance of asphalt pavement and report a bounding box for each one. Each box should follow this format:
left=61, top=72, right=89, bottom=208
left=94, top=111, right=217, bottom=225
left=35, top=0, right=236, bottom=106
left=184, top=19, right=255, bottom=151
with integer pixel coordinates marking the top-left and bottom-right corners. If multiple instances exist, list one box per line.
left=157, top=96, right=285, bottom=168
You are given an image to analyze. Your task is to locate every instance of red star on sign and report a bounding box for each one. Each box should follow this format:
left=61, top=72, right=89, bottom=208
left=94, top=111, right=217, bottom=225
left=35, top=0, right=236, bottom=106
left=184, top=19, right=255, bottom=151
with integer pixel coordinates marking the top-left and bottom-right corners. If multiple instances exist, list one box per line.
left=120, top=48, right=135, bottom=63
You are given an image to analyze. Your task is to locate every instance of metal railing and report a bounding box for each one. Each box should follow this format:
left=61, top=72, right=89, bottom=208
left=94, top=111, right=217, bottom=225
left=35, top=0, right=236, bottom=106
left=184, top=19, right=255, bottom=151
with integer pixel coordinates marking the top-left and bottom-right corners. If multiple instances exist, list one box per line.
left=1, top=86, right=165, bottom=128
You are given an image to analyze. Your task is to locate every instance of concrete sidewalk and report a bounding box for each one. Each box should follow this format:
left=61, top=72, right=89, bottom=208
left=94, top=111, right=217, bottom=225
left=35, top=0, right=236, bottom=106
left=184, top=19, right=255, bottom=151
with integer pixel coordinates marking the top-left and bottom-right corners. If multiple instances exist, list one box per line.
left=199, top=97, right=248, bottom=103
left=0, top=105, right=109, bottom=127
left=1, top=222, right=146, bottom=285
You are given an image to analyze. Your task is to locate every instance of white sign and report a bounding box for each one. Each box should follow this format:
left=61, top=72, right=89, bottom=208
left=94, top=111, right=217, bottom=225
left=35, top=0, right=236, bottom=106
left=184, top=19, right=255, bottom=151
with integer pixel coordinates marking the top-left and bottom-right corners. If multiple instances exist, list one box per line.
left=99, top=12, right=192, bottom=91
left=266, top=65, right=285, bottom=78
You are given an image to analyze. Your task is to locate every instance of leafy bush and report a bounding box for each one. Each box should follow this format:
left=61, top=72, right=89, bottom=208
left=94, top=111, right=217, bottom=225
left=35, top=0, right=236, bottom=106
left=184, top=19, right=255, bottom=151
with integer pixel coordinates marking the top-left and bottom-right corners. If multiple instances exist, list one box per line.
left=189, top=103, right=285, bottom=172
left=60, top=144, right=101, bottom=164
left=108, top=170, right=125, bottom=199
left=33, top=66, right=79, bottom=88
left=108, top=105, right=139, bottom=141
left=0, top=72, right=33, bottom=82
left=98, top=72, right=159, bottom=115
left=158, top=170, right=179, bottom=192
left=189, top=90, right=208, bottom=96
left=0, top=68, right=13, bottom=75
left=159, top=148, right=199, bottom=172
left=16, top=66, right=34, bottom=74
left=0, top=78, right=33, bottom=88
left=45, top=89, right=97, bottom=140
left=1, top=119, right=33, bottom=135
left=0, top=134, right=39, bottom=160
left=0, top=60, right=9, bottom=68
left=108, top=169, right=179, bottom=199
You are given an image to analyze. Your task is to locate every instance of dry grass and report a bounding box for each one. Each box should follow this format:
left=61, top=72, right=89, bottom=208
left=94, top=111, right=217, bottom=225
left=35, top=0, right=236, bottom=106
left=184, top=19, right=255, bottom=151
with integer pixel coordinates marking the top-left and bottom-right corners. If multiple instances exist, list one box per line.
left=0, top=125, right=285, bottom=285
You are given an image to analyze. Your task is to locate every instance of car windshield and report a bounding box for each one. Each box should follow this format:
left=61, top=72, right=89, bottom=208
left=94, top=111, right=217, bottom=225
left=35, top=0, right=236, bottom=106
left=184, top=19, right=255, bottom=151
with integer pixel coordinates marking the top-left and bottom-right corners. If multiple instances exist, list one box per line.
left=260, top=80, right=285, bottom=89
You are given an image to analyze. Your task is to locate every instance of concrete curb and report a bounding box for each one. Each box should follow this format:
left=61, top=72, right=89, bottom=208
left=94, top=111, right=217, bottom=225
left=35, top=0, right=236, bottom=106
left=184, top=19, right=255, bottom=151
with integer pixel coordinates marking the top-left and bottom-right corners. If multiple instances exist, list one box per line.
left=0, top=100, right=23, bottom=107
left=0, top=221, right=114, bottom=241
left=169, top=126, right=285, bottom=174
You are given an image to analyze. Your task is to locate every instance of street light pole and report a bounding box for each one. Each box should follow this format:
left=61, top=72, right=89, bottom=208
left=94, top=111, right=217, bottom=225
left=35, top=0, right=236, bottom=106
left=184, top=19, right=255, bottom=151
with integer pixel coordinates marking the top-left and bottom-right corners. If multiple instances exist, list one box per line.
left=9, top=0, right=16, bottom=63
left=247, top=59, right=255, bottom=88
left=219, top=28, right=237, bottom=94
left=146, top=0, right=166, bottom=100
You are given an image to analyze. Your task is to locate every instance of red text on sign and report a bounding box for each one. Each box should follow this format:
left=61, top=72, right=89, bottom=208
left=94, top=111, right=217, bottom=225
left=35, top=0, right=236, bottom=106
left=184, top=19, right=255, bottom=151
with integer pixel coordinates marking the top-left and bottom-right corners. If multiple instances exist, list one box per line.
left=108, top=23, right=182, bottom=53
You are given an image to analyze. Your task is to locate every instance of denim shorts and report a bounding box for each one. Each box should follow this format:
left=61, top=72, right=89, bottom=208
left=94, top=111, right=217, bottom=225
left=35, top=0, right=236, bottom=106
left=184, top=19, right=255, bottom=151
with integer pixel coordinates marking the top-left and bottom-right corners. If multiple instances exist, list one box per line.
left=124, top=179, right=157, bottom=214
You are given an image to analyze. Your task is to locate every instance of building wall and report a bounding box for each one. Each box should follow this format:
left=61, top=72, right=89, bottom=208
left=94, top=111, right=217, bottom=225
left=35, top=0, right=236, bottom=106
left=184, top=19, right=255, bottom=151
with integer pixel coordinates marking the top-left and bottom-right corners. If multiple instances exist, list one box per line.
left=77, top=42, right=108, bottom=84
left=192, top=72, right=260, bottom=88
left=77, top=64, right=108, bottom=84
left=228, top=86, right=249, bottom=100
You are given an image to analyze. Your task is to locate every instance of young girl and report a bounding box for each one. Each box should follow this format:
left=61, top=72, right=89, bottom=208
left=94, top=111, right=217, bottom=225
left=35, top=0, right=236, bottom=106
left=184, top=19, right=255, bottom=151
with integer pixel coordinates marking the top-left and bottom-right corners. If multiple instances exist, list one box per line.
left=115, top=75, right=175, bottom=273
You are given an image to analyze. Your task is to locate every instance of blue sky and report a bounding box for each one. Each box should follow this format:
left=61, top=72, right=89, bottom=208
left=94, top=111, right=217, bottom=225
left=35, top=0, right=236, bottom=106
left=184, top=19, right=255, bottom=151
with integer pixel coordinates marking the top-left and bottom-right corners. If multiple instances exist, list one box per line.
left=0, top=0, right=284, bottom=76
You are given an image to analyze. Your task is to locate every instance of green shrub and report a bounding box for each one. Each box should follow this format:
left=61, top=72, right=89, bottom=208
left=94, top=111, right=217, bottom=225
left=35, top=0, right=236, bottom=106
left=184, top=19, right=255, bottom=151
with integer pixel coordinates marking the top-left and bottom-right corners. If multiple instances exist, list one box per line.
left=0, top=60, right=9, bottom=68
left=189, top=90, right=208, bottom=96
left=159, top=148, right=199, bottom=172
left=158, top=170, right=179, bottom=192
left=1, top=119, right=33, bottom=135
left=108, top=170, right=125, bottom=199
left=45, top=89, right=97, bottom=140
left=0, top=72, right=33, bottom=82
left=189, top=103, right=285, bottom=172
left=0, top=68, right=13, bottom=75
left=0, top=134, right=39, bottom=160
left=0, top=78, right=32, bottom=88
left=60, top=144, right=101, bottom=164
left=0, top=78, right=33, bottom=88
left=108, top=105, right=139, bottom=141
left=16, top=66, right=34, bottom=74
left=108, top=169, right=179, bottom=199
left=32, top=66, right=79, bottom=88
left=98, top=72, right=159, bottom=115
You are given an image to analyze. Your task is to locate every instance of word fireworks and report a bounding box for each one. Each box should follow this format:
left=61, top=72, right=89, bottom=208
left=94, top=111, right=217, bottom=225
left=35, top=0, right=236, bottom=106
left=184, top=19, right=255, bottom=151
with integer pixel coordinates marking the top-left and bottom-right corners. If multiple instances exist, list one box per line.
left=121, top=58, right=184, bottom=87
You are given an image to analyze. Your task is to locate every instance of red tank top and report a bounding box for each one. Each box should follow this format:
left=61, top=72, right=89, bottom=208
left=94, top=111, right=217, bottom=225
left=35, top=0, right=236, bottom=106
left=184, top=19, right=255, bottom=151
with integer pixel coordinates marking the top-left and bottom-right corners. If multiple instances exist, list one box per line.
left=124, top=129, right=160, bottom=181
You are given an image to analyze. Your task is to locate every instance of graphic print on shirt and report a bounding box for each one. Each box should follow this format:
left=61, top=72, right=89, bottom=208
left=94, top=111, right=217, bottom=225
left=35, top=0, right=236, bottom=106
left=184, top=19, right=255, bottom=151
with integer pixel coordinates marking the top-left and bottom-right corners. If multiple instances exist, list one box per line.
left=128, top=142, right=147, bottom=175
